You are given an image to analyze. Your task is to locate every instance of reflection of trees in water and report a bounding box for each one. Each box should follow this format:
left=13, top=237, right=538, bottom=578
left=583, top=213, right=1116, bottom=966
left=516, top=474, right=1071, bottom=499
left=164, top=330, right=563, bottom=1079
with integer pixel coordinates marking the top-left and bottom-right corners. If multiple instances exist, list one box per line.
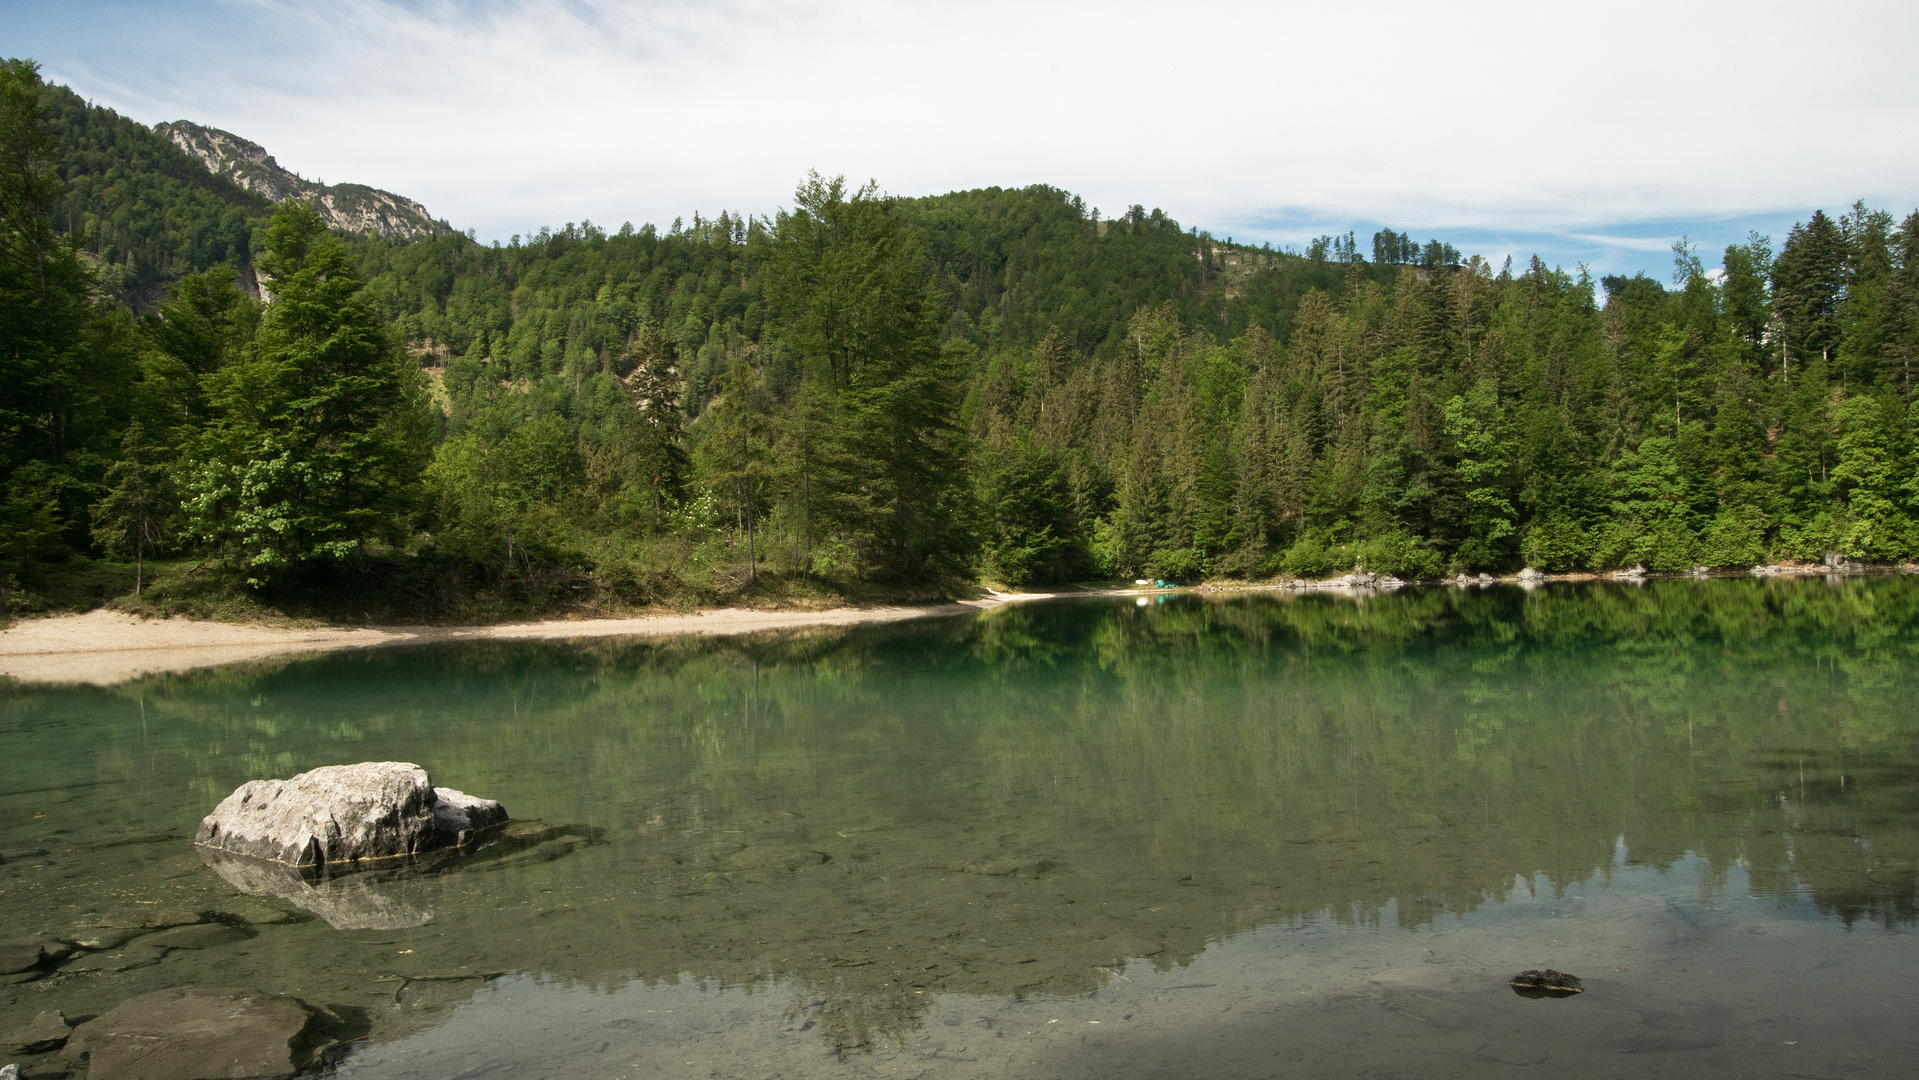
left=787, top=983, right=930, bottom=1056
left=13, top=578, right=1918, bottom=1051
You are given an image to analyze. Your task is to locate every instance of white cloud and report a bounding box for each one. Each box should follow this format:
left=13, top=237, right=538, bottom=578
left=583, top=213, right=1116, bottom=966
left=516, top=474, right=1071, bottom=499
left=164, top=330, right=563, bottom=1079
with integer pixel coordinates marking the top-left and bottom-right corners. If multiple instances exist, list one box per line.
left=23, top=0, right=1919, bottom=271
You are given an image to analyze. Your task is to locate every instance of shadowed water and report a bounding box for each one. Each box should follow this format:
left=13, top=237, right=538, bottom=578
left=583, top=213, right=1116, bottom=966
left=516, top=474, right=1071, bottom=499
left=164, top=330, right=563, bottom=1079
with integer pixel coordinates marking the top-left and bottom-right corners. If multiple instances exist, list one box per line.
left=3, top=578, right=1917, bottom=1077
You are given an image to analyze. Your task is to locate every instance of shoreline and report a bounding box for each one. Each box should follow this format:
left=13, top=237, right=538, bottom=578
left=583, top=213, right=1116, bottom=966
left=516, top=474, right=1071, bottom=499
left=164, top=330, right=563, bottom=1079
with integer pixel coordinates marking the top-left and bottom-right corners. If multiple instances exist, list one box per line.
left=6, top=563, right=1915, bottom=686
left=0, top=595, right=1053, bottom=687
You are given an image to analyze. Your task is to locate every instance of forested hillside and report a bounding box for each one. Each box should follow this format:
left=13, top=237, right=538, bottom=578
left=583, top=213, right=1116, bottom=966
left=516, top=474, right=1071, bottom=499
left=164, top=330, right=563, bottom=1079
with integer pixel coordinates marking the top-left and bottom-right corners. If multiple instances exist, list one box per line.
left=5, top=57, right=1917, bottom=620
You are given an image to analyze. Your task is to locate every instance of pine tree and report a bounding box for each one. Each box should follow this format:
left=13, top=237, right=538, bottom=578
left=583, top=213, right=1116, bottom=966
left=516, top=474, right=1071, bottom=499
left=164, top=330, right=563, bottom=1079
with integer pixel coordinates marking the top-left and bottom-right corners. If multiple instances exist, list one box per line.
left=767, top=173, right=966, bottom=579
left=1772, top=211, right=1849, bottom=376
left=776, top=373, right=857, bottom=577
left=1878, top=212, right=1919, bottom=396
left=618, top=325, right=690, bottom=522
left=91, top=422, right=170, bottom=594
left=1, top=58, right=95, bottom=591
left=698, top=356, right=772, bottom=579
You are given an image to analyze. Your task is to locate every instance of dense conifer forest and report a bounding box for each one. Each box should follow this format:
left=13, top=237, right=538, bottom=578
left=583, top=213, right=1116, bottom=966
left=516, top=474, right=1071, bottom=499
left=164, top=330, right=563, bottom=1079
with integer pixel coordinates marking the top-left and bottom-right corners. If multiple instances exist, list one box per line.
left=5, top=58, right=1918, bottom=617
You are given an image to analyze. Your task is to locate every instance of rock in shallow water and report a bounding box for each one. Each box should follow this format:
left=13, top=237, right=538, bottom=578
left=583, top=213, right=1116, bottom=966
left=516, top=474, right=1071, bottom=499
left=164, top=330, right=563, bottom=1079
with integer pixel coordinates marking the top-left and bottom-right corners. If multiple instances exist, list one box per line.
left=7, top=1010, right=71, bottom=1054
left=194, top=762, right=506, bottom=871
left=1509, top=968, right=1584, bottom=998
left=142, top=922, right=249, bottom=950
left=0, top=943, right=44, bottom=975
left=61, top=942, right=170, bottom=974
left=61, top=988, right=321, bottom=1080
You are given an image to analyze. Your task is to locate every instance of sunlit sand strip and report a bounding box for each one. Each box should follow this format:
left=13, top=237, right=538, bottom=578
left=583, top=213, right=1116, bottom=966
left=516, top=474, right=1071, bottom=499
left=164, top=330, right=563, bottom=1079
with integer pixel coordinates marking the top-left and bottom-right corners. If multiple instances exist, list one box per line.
left=0, top=597, right=1048, bottom=687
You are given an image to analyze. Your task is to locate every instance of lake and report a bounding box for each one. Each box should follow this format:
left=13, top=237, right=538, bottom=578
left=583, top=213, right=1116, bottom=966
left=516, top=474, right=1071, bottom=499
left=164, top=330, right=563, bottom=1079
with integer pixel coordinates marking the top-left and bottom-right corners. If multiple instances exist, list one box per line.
left=4, top=578, right=1917, bottom=1078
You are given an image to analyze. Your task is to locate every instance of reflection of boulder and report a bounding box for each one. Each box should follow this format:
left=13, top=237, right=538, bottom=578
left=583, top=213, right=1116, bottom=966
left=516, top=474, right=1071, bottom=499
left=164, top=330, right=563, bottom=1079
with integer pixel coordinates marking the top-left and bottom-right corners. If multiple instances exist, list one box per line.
left=195, top=762, right=506, bottom=870
left=200, top=821, right=596, bottom=931
left=199, top=848, right=444, bottom=930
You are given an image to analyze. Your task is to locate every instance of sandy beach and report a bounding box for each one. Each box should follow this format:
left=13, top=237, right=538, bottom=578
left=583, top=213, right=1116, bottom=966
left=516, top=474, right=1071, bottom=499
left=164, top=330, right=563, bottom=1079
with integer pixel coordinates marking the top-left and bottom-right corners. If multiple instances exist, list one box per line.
left=0, top=597, right=1041, bottom=686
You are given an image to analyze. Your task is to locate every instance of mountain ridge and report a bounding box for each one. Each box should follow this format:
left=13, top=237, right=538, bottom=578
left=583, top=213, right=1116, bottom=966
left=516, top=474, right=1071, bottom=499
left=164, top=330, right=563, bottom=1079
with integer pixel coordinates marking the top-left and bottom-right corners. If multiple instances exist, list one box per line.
left=155, top=118, right=445, bottom=240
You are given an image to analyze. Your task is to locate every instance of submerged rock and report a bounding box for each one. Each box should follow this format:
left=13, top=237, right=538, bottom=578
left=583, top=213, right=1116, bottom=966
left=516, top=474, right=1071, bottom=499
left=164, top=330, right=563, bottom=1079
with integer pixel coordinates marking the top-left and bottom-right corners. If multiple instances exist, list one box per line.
left=195, top=762, right=506, bottom=871
left=0, top=942, right=44, bottom=975
left=62, top=988, right=323, bottom=1080
left=141, top=922, right=249, bottom=950
left=7, top=1010, right=71, bottom=1054
left=1509, top=968, right=1584, bottom=998
left=61, top=942, right=170, bottom=974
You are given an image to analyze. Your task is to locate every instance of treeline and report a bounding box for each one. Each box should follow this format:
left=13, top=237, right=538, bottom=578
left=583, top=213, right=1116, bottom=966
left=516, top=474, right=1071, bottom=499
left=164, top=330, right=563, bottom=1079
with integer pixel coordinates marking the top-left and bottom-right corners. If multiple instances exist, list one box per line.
left=5, top=55, right=1919, bottom=615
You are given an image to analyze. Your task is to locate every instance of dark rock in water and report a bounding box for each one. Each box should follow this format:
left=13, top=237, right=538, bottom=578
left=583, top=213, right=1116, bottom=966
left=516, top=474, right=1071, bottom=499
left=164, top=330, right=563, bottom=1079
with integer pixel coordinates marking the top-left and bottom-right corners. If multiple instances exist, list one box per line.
left=7, top=1010, right=71, bottom=1054
left=0, top=942, right=44, bottom=974
left=194, top=762, right=506, bottom=870
left=1509, top=969, right=1584, bottom=998
left=61, top=988, right=321, bottom=1080
left=97, top=905, right=202, bottom=930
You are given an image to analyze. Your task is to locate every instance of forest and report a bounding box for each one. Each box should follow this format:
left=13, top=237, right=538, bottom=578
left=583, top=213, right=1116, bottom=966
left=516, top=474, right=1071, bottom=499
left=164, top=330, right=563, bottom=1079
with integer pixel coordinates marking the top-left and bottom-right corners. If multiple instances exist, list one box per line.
left=5, top=56, right=1918, bottom=618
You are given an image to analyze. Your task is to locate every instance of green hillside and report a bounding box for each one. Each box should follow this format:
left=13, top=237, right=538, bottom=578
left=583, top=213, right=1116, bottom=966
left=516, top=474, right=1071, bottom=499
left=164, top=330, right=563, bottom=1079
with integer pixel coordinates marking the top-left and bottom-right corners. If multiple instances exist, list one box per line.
left=40, top=81, right=270, bottom=306
left=4, top=56, right=1917, bottom=622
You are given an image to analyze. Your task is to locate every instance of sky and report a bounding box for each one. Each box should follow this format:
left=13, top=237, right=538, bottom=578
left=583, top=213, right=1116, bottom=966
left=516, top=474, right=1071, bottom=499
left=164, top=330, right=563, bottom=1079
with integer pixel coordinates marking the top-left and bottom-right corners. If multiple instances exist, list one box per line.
left=8, top=0, right=1919, bottom=280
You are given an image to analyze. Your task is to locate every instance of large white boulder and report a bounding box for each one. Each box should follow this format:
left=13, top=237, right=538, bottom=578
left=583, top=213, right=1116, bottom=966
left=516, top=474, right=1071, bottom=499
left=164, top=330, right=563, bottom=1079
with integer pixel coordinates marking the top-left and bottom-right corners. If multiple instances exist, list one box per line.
left=194, top=762, right=506, bottom=871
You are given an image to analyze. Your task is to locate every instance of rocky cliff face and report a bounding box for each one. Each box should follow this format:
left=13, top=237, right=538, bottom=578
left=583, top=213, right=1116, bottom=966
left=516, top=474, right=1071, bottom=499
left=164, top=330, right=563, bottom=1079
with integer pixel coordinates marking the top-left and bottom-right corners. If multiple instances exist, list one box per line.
left=155, top=119, right=445, bottom=240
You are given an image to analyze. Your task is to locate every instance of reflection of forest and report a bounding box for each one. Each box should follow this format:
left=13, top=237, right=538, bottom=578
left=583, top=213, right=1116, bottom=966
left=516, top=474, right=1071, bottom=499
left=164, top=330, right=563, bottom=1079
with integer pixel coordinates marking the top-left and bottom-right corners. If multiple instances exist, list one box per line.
left=6, top=578, right=1916, bottom=1052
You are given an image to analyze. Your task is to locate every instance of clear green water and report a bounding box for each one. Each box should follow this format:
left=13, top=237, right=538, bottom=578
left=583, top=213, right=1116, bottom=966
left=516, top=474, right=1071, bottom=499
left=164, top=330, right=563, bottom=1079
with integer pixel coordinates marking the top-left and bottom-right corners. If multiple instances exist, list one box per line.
left=4, top=579, right=1919, bottom=1078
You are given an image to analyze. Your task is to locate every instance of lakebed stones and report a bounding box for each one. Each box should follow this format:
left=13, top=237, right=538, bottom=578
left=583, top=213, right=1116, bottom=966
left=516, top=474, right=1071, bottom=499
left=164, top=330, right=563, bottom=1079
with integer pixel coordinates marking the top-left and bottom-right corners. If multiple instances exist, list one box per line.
left=0, top=942, right=75, bottom=984
left=195, top=762, right=507, bottom=871
left=61, top=942, right=170, bottom=974
left=61, top=987, right=324, bottom=1080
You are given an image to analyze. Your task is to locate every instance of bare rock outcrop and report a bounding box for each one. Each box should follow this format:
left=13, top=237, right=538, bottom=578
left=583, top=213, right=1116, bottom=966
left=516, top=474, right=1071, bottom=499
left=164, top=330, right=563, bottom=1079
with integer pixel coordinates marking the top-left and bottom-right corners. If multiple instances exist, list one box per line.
left=195, top=762, right=506, bottom=871
left=153, top=119, right=444, bottom=240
